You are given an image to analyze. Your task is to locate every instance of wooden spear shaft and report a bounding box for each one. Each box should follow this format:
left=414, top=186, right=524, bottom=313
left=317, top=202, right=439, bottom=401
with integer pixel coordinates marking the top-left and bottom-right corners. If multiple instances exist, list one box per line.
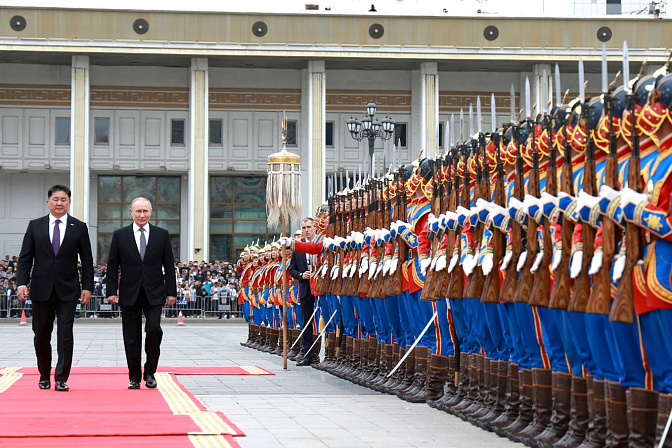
left=282, top=215, right=288, bottom=370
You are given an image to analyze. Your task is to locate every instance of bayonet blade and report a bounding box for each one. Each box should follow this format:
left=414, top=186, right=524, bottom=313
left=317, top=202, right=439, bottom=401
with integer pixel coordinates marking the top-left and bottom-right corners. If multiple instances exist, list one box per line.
left=510, top=83, right=516, bottom=122
left=542, top=71, right=548, bottom=114
left=578, top=57, right=585, bottom=105
left=601, top=43, right=608, bottom=94
left=469, top=103, right=474, bottom=138
left=491, top=93, right=496, bottom=132
left=525, top=77, right=532, bottom=119
left=623, top=41, right=630, bottom=92
left=477, top=96, right=483, bottom=134
left=459, top=108, right=464, bottom=142
left=555, top=63, right=562, bottom=106
left=346, top=169, right=349, bottom=189
left=450, top=113, right=455, bottom=146
left=444, top=120, right=450, bottom=150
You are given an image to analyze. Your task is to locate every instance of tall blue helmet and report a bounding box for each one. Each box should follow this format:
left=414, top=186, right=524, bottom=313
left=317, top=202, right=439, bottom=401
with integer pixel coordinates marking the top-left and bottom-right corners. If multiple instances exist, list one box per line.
left=586, top=96, right=604, bottom=130
left=634, top=75, right=655, bottom=106
left=610, top=86, right=627, bottom=118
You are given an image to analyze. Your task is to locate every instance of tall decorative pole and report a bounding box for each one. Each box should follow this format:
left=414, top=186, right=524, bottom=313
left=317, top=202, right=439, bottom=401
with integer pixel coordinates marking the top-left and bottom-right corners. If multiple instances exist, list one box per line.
left=267, top=112, right=302, bottom=369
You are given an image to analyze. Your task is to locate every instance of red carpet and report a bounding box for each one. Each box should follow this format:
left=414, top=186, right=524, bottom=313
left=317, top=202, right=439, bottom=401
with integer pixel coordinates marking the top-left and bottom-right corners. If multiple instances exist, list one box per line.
left=0, top=366, right=272, bottom=447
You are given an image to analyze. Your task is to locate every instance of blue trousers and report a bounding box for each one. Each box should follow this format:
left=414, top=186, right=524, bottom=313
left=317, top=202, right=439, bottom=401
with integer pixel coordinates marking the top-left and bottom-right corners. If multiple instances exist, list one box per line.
left=536, top=307, right=571, bottom=373
left=384, top=294, right=405, bottom=345
left=242, top=300, right=250, bottom=323
left=640, top=309, right=672, bottom=393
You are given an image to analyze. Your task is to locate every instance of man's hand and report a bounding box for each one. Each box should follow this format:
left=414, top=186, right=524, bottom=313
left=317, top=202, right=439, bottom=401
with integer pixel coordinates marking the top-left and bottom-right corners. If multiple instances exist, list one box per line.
left=107, top=295, right=119, bottom=304
left=302, top=271, right=310, bottom=280
left=80, top=290, right=92, bottom=305
left=17, top=286, right=27, bottom=301
left=166, top=296, right=176, bottom=306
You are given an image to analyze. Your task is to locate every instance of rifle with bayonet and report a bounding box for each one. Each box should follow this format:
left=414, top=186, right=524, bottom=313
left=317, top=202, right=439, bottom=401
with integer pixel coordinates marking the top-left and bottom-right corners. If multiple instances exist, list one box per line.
left=500, top=123, right=525, bottom=303
left=481, top=130, right=505, bottom=304
left=569, top=61, right=597, bottom=312
left=422, top=158, right=442, bottom=301
left=388, top=170, right=405, bottom=296
left=370, top=179, right=388, bottom=299
left=357, top=184, right=373, bottom=297
left=447, top=144, right=470, bottom=300
left=430, top=151, right=454, bottom=299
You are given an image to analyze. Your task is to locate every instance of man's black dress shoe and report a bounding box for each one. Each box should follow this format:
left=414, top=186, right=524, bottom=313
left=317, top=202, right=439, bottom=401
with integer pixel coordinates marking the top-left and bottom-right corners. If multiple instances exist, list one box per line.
left=145, top=375, right=157, bottom=389
left=39, top=380, right=50, bottom=390
left=128, top=381, right=141, bottom=389
left=296, top=358, right=313, bottom=366
left=55, top=381, right=69, bottom=391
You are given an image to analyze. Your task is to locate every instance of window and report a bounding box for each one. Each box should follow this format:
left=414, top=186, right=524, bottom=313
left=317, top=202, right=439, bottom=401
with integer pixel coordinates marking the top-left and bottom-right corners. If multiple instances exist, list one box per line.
left=286, top=120, right=297, bottom=146
left=94, top=117, right=109, bottom=145
left=97, top=176, right=181, bottom=263
left=171, top=119, right=185, bottom=145
left=210, top=176, right=282, bottom=261
left=209, top=119, right=223, bottom=145
left=606, top=0, right=621, bottom=14
left=326, top=121, right=334, bottom=147
left=55, top=117, right=70, bottom=145
left=394, top=123, right=407, bottom=147
left=438, top=122, right=443, bottom=148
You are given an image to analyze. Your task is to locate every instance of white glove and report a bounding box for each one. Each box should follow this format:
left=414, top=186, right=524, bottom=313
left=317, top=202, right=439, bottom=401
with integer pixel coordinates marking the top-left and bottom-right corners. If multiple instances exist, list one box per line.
left=481, top=253, right=494, bottom=276
left=435, top=255, right=447, bottom=272
left=540, top=191, right=559, bottom=206
left=420, top=257, right=431, bottom=275
left=509, top=196, right=524, bottom=211
left=551, top=250, right=562, bottom=271
left=279, top=236, right=292, bottom=247
left=342, top=264, right=350, bottom=279
left=359, top=258, right=369, bottom=276
left=448, top=254, right=459, bottom=272
left=589, top=251, right=603, bottom=275
left=476, top=198, right=490, bottom=213
left=368, top=262, right=378, bottom=280
left=530, top=251, right=544, bottom=274
left=500, top=250, right=513, bottom=271
left=517, top=250, right=528, bottom=272
left=437, top=214, right=447, bottom=230
left=620, top=187, right=648, bottom=208
left=375, top=260, right=384, bottom=278
left=613, top=254, right=626, bottom=281
left=462, top=254, right=475, bottom=276
left=599, top=184, right=620, bottom=201
left=390, top=257, right=399, bottom=274
left=570, top=250, right=583, bottom=279
left=349, top=263, right=357, bottom=278
left=522, top=195, right=538, bottom=215
left=578, top=190, right=600, bottom=209
left=331, top=265, right=340, bottom=280
left=320, top=265, right=328, bottom=278
left=456, top=206, right=470, bottom=219
left=382, top=258, right=392, bottom=275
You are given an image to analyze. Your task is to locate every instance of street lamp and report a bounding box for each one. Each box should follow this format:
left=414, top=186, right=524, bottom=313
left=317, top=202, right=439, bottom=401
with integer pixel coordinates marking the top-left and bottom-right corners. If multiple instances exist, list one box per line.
left=346, top=102, right=395, bottom=176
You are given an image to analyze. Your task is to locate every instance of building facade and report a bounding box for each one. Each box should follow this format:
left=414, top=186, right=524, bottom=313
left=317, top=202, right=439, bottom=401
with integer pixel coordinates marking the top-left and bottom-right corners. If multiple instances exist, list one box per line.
left=0, top=7, right=668, bottom=262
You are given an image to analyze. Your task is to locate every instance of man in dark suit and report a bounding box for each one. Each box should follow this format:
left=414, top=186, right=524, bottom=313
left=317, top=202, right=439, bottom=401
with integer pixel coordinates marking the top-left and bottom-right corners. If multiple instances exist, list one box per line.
left=17, top=184, right=94, bottom=391
left=289, top=217, right=318, bottom=366
left=106, top=197, right=177, bottom=390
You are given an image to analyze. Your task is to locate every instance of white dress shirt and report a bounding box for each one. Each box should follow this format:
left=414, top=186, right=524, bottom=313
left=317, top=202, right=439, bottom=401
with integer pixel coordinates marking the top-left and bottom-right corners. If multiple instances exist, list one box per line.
left=132, top=222, right=150, bottom=254
left=49, top=213, right=67, bottom=246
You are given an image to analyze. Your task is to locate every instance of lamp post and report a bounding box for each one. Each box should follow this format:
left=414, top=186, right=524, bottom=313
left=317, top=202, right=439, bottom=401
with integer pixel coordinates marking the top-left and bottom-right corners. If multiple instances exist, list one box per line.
left=346, top=102, right=395, bottom=176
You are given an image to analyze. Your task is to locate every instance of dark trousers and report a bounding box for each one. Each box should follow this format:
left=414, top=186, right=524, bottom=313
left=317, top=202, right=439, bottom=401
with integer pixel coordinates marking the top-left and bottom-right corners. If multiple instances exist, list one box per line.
left=32, top=291, right=77, bottom=382
left=301, top=294, right=315, bottom=360
left=121, top=287, right=164, bottom=382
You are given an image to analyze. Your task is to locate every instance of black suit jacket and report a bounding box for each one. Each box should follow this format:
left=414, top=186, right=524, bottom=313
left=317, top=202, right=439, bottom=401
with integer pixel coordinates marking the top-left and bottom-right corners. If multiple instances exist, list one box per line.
left=17, top=214, right=94, bottom=302
left=106, top=224, right=177, bottom=307
left=289, top=250, right=312, bottom=299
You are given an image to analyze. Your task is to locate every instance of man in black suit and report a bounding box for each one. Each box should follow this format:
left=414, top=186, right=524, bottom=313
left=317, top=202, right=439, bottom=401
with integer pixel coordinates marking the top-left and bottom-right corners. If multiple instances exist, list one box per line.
left=106, top=197, right=177, bottom=390
left=17, top=185, right=94, bottom=391
left=289, top=217, right=318, bottom=366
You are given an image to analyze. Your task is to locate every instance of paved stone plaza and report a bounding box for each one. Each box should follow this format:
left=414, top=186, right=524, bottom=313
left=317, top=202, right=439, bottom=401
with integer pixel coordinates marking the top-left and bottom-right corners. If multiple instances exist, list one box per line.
left=0, top=318, right=517, bottom=447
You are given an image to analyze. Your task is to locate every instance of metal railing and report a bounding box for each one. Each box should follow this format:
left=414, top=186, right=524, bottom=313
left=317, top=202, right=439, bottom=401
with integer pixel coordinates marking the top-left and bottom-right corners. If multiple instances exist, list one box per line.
left=0, top=294, right=243, bottom=319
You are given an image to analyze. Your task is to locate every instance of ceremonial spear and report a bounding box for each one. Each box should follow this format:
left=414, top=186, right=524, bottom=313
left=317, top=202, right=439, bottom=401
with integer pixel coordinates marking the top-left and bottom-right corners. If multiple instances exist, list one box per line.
left=266, top=112, right=302, bottom=369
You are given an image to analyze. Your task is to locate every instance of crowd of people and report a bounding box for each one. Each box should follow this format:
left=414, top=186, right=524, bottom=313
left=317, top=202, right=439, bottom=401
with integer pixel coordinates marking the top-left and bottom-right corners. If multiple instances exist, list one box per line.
left=0, top=254, right=242, bottom=318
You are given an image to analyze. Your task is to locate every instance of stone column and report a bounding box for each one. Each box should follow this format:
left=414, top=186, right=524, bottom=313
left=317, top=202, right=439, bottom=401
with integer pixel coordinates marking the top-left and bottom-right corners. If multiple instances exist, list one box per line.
left=69, top=56, right=90, bottom=222
left=188, top=58, right=209, bottom=262
left=308, top=60, right=326, bottom=214
left=421, top=62, right=439, bottom=157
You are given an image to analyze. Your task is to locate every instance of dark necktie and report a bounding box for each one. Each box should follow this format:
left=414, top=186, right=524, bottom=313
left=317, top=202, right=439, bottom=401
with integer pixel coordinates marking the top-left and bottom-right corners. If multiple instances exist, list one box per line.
left=139, top=227, right=146, bottom=260
left=52, top=219, right=61, bottom=256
